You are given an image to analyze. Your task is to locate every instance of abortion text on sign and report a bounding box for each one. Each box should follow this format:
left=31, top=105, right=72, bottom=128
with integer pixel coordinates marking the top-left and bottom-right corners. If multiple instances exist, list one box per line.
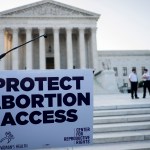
left=0, top=69, right=93, bottom=149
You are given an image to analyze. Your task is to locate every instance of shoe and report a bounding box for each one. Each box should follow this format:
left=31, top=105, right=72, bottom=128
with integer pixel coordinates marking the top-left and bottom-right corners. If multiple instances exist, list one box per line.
left=143, top=97, right=146, bottom=98
left=135, top=97, right=139, bottom=99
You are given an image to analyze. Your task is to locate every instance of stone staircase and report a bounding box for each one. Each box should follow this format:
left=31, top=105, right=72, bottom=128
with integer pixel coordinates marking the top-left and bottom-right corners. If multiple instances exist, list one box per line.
left=93, top=103, right=150, bottom=149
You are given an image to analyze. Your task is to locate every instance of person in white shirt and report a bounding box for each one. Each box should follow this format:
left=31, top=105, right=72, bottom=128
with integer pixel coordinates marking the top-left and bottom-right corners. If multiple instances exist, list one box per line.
left=142, top=68, right=150, bottom=98
left=129, top=68, right=139, bottom=99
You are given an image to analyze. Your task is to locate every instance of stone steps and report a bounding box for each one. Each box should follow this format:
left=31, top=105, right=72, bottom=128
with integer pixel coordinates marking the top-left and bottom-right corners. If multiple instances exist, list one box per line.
left=94, top=114, right=150, bottom=124
left=93, top=103, right=150, bottom=147
left=94, top=130, right=150, bottom=144
left=74, top=140, right=150, bottom=150
left=94, top=104, right=150, bottom=110
left=94, top=107, right=150, bottom=117
left=94, top=121, right=150, bottom=133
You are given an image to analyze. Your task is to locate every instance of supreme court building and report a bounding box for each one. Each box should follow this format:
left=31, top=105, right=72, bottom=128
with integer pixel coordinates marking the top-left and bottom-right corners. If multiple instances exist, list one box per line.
left=0, top=0, right=100, bottom=71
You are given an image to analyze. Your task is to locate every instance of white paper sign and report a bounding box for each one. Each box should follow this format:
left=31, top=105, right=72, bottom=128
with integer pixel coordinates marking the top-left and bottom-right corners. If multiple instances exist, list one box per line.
left=0, top=69, right=93, bottom=149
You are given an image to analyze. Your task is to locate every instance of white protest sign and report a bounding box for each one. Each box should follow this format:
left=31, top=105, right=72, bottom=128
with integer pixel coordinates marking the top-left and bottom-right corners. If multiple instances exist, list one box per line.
left=0, top=69, right=93, bottom=149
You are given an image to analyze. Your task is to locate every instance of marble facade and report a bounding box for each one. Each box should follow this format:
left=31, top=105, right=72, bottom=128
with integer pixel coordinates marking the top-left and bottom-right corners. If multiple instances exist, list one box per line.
left=0, top=0, right=100, bottom=71
left=0, top=0, right=121, bottom=94
left=98, top=50, right=150, bottom=91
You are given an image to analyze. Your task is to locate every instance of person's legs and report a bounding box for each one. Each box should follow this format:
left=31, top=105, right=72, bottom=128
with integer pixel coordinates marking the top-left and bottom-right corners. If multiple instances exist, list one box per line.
left=147, top=80, right=150, bottom=95
left=143, top=81, right=146, bottom=98
left=130, top=82, right=134, bottom=99
left=134, top=82, right=139, bottom=98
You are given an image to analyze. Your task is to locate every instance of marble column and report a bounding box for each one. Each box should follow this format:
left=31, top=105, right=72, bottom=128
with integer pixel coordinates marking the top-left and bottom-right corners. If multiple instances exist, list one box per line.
left=66, top=27, right=73, bottom=69
left=5, top=31, right=9, bottom=70
left=0, top=28, right=5, bottom=70
left=12, top=28, right=19, bottom=70
left=26, top=28, right=32, bottom=69
left=39, top=28, right=46, bottom=69
left=6, top=34, right=12, bottom=70
left=53, top=27, right=60, bottom=69
left=79, top=27, right=86, bottom=68
left=91, top=27, right=98, bottom=71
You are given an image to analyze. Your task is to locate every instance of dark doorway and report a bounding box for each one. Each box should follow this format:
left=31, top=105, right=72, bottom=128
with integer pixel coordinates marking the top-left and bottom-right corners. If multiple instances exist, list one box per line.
left=46, top=57, right=54, bottom=69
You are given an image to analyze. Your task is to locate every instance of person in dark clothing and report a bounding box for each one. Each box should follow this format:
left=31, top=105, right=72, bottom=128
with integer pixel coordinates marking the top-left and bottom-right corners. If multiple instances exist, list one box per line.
left=129, top=68, right=139, bottom=99
left=142, top=68, right=150, bottom=98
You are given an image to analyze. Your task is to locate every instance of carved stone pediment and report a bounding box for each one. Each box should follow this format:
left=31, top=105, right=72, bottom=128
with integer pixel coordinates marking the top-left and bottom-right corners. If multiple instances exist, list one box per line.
left=0, top=0, right=99, bottom=17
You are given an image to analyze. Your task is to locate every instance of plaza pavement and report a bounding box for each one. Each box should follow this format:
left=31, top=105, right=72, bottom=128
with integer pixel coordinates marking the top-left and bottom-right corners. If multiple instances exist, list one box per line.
left=94, top=92, right=150, bottom=107
left=47, top=92, right=150, bottom=150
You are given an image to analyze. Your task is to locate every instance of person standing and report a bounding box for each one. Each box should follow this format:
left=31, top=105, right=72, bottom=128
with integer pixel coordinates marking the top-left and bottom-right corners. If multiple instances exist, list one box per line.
left=142, top=68, right=150, bottom=98
left=129, top=68, right=139, bottom=99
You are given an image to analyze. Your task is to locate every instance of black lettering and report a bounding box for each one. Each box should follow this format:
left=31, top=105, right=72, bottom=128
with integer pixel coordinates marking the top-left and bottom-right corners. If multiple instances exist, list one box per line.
left=60, top=76, right=72, bottom=90
left=20, top=77, right=34, bottom=91
left=2, top=95, right=15, bottom=109
left=1, top=112, right=16, bottom=126
left=16, top=111, right=28, bottom=125
left=44, top=94, right=56, bottom=107
left=6, top=78, right=19, bottom=92
left=35, top=77, right=47, bottom=91
left=48, top=77, right=59, bottom=90
left=43, top=110, right=54, bottom=123
left=63, top=93, right=76, bottom=106
left=57, top=93, right=62, bottom=107
left=55, top=110, right=66, bottom=123
left=72, top=76, right=84, bottom=89
left=32, top=94, right=44, bottom=108
left=66, top=109, right=78, bottom=122
left=16, top=95, right=30, bottom=108
left=78, top=93, right=90, bottom=106
left=0, top=78, right=5, bottom=88
left=29, top=111, right=42, bottom=124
